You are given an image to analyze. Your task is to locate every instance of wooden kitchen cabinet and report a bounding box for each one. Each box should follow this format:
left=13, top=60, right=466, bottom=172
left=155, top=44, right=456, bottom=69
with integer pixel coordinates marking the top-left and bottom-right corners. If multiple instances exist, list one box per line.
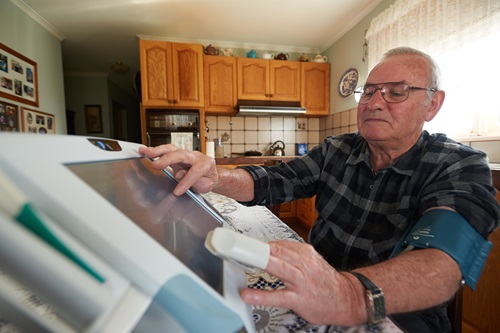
left=237, top=58, right=301, bottom=102
left=295, top=196, right=318, bottom=229
left=458, top=170, right=500, bottom=333
left=204, top=55, right=237, bottom=115
left=301, top=62, right=330, bottom=116
left=140, top=40, right=204, bottom=107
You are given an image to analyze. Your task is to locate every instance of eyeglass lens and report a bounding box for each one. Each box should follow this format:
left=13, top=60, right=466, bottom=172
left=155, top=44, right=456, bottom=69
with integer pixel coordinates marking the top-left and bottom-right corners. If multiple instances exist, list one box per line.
left=354, top=83, right=410, bottom=104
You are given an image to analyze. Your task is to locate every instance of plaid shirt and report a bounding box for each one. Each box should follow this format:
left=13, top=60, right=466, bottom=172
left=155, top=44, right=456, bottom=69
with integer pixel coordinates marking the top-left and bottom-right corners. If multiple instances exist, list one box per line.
left=239, top=131, right=500, bottom=270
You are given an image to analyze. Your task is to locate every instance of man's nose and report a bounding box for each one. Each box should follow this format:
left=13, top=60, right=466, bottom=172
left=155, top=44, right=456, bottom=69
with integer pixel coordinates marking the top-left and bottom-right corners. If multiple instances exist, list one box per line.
left=369, top=88, right=385, bottom=104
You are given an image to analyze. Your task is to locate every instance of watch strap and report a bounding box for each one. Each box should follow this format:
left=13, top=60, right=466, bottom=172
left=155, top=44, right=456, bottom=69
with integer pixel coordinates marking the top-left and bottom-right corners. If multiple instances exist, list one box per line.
left=351, top=272, right=386, bottom=325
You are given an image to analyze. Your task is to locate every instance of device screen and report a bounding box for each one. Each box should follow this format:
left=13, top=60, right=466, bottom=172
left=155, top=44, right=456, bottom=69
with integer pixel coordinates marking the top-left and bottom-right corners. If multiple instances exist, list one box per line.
left=66, top=158, right=223, bottom=294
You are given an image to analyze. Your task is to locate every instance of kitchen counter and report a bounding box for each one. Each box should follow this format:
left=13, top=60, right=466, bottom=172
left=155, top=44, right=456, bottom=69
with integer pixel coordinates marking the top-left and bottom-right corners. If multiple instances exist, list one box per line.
left=216, top=155, right=297, bottom=165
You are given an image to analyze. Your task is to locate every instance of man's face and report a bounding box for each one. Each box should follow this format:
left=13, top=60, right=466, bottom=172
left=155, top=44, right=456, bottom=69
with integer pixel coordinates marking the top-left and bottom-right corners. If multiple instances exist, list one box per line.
left=357, top=55, right=438, bottom=147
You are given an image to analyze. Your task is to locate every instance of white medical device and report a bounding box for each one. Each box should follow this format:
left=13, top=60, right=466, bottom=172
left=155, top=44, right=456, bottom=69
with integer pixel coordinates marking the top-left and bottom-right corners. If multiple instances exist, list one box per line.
left=0, top=133, right=255, bottom=333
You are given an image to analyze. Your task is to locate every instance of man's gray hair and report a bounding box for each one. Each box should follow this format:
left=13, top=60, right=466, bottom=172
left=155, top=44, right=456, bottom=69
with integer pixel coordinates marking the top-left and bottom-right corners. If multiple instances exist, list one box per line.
left=382, top=47, right=441, bottom=90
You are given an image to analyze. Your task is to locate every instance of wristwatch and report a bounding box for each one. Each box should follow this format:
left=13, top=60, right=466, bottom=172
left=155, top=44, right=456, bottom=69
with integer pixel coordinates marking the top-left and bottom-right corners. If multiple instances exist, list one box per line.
left=351, top=272, right=386, bottom=325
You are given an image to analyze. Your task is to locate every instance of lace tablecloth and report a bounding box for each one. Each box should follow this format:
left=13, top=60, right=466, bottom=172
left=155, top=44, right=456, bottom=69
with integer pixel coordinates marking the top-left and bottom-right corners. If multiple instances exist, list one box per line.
left=202, top=192, right=403, bottom=333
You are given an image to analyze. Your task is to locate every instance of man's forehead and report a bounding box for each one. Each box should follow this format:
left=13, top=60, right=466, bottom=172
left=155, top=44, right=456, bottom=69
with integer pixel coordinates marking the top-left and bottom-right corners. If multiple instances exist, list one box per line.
left=367, top=56, right=428, bottom=84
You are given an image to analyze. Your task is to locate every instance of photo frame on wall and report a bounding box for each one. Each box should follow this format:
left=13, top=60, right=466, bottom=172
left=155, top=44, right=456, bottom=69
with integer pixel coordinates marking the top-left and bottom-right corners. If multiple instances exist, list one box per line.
left=85, top=105, right=103, bottom=133
left=22, top=107, right=55, bottom=134
left=0, top=43, right=39, bottom=107
left=0, top=101, right=20, bottom=132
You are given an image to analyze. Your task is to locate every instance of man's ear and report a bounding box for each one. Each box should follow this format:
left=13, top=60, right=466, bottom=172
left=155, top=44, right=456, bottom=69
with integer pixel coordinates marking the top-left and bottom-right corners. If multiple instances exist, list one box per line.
left=425, top=90, right=446, bottom=122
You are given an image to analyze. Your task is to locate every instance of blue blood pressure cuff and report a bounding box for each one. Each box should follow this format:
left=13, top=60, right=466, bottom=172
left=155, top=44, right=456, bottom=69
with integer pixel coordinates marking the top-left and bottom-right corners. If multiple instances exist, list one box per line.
left=391, top=209, right=492, bottom=290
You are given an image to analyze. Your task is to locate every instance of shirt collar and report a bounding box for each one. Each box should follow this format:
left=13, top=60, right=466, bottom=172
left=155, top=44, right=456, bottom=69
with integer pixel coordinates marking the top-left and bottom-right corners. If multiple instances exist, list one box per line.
left=345, top=132, right=428, bottom=176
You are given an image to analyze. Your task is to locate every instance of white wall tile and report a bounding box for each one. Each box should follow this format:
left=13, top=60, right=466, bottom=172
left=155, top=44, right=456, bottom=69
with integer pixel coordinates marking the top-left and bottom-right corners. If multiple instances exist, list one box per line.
left=257, top=130, right=271, bottom=144
left=308, top=131, right=320, bottom=144
left=231, top=117, right=245, bottom=130
left=333, top=113, right=341, bottom=128
left=284, top=130, right=296, bottom=143
left=232, top=130, right=245, bottom=144
left=349, top=108, right=357, bottom=125
left=308, top=118, right=319, bottom=131
left=271, top=130, right=284, bottom=142
left=218, top=116, right=231, bottom=130
left=341, top=111, right=350, bottom=127
left=258, top=117, right=271, bottom=130
left=245, top=117, right=258, bottom=130
left=284, top=117, right=295, bottom=131
left=271, top=117, right=284, bottom=130
left=245, top=130, right=258, bottom=143
left=296, top=131, right=308, bottom=143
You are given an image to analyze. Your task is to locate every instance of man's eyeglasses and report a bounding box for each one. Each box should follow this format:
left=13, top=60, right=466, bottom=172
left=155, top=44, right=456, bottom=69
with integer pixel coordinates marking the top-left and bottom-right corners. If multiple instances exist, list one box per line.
left=353, top=82, right=436, bottom=104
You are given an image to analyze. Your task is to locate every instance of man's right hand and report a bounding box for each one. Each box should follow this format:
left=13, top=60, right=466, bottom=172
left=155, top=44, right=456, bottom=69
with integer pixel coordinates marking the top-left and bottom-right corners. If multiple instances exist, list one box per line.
left=138, top=144, right=218, bottom=196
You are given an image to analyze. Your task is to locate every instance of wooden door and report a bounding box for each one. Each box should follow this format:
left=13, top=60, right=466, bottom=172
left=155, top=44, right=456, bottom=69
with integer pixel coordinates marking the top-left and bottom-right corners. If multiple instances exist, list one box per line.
left=301, top=62, right=330, bottom=116
left=237, top=58, right=269, bottom=100
left=270, top=60, right=301, bottom=101
left=204, top=55, right=237, bottom=115
left=140, top=40, right=173, bottom=106
left=171, top=43, right=204, bottom=107
left=296, top=196, right=318, bottom=229
left=461, top=227, right=500, bottom=333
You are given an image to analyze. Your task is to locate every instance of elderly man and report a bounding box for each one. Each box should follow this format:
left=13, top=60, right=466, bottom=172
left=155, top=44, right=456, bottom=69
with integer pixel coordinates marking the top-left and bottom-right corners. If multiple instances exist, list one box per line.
left=139, top=47, right=500, bottom=332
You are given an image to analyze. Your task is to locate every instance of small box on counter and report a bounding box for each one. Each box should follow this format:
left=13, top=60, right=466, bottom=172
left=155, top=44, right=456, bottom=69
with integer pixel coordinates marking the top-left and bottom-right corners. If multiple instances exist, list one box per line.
left=296, top=143, right=308, bottom=156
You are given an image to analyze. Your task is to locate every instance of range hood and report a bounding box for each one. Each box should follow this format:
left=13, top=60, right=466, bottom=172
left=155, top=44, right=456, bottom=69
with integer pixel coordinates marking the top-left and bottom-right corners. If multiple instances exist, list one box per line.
left=237, top=100, right=306, bottom=117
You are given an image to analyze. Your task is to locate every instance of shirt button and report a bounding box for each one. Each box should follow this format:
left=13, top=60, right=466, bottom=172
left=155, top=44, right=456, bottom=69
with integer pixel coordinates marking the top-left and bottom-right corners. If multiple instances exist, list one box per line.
left=369, top=184, right=375, bottom=190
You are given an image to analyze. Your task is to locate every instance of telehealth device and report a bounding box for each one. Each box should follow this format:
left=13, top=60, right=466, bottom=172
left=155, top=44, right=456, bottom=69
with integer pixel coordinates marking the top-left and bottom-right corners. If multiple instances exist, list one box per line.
left=205, top=227, right=270, bottom=270
left=0, top=133, right=255, bottom=333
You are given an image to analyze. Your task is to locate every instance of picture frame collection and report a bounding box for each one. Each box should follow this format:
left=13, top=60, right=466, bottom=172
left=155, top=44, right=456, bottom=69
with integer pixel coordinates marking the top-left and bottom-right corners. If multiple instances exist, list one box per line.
left=0, top=43, right=55, bottom=134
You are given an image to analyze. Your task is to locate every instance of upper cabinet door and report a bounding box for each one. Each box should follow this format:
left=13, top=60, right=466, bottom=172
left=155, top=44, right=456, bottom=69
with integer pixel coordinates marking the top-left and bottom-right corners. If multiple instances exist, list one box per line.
left=237, top=58, right=269, bottom=101
left=301, top=62, right=330, bottom=116
left=140, top=40, right=204, bottom=107
left=204, top=55, right=237, bottom=115
left=237, top=58, right=301, bottom=101
left=171, top=43, right=204, bottom=107
left=140, top=40, right=173, bottom=106
left=270, top=60, right=301, bottom=102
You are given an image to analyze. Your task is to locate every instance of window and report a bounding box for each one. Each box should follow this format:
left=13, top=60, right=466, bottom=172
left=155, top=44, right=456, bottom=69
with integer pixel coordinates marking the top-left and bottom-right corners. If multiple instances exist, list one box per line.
left=366, top=0, right=500, bottom=139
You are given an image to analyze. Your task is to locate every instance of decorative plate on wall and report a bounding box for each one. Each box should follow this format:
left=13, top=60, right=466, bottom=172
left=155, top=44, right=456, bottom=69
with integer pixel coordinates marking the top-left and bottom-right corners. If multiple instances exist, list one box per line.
left=338, top=68, right=359, bottom=97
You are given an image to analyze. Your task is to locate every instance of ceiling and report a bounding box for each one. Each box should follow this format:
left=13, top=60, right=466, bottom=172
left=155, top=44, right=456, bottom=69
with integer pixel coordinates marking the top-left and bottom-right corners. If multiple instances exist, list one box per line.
left=17, top=0, right=383, bottom=96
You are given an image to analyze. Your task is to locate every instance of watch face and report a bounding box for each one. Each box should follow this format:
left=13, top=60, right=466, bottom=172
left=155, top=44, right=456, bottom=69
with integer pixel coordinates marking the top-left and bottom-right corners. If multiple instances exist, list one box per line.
left=338, top=68, right=359, bottom=97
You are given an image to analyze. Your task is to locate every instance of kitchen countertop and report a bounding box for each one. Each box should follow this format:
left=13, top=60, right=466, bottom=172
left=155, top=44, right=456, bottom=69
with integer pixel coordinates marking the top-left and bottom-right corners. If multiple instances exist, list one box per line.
left=216, top=155, right=298, bottom=165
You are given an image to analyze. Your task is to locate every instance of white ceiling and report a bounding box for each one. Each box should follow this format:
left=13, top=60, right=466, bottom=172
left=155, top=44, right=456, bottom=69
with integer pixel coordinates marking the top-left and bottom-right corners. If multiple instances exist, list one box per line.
left=15, top=0, right=383, bottom=95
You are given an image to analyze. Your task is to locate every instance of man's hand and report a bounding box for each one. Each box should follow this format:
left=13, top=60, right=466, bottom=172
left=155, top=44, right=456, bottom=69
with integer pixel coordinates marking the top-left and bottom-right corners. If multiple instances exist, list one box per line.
left=241, top=241, right=366, bottom=326
left=139, top=144, right=218, bottom=195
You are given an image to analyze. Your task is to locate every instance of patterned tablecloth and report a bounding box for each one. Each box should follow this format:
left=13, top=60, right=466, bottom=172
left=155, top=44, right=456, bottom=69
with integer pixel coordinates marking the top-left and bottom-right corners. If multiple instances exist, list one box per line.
left=202, top=192, right=403, bottom=333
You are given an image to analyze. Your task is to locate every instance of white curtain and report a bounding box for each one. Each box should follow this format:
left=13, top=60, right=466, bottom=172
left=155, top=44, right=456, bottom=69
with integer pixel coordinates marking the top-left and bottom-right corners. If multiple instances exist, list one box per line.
left=365, top=0, right=500, bottom=138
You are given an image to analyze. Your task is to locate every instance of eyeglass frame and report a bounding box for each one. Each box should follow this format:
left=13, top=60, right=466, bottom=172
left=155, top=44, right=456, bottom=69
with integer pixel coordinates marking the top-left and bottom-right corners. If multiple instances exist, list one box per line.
left=353, top=81, right=437, bottom=104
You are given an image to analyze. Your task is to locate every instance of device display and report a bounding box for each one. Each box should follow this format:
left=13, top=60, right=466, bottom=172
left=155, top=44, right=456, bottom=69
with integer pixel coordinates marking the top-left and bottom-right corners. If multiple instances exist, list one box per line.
left=66, top=158, right=223, bottom=294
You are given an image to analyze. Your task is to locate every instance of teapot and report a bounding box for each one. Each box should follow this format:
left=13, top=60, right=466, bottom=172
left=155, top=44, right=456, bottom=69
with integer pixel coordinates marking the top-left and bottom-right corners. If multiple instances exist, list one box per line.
left=275, top=53, right=289, bottom=61
left=221, top=48, right=234, bottom=57
left=313, top=54, right=328, bottom=63
left=246, top=49, right=258, bottom=58
left=298, top=53, right=310, bottom=62
left=262, top=52, right=275, bottom=59
left=270, top=140, right=285, bottom=156
left=204, top=44, right=219, bottom=55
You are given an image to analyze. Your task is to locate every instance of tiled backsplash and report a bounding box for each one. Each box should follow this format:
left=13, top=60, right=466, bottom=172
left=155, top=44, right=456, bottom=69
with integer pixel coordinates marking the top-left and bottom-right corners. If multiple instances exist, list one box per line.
left=206, top=108, right=359, bottom=157
left=205, top=116, right=320, bottom=156
left=208, top=107, right=500, bottom=162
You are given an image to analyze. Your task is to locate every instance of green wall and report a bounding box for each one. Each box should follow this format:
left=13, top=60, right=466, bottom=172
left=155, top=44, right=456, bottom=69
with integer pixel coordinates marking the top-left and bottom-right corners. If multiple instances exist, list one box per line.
left=324, top=0, right=396, bottom=114
left=0, top=0, right=66, bottom=133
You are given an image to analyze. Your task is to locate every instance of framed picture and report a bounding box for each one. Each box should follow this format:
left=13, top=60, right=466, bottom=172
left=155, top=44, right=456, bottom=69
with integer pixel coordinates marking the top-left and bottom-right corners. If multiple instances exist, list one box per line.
left=85, top=105, right=103, bottom=133
left=22, top=107, right=55, bottom=134
left=0, top=101, right=20, bottom=132
left=0, top=43, right=39, bottom=107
